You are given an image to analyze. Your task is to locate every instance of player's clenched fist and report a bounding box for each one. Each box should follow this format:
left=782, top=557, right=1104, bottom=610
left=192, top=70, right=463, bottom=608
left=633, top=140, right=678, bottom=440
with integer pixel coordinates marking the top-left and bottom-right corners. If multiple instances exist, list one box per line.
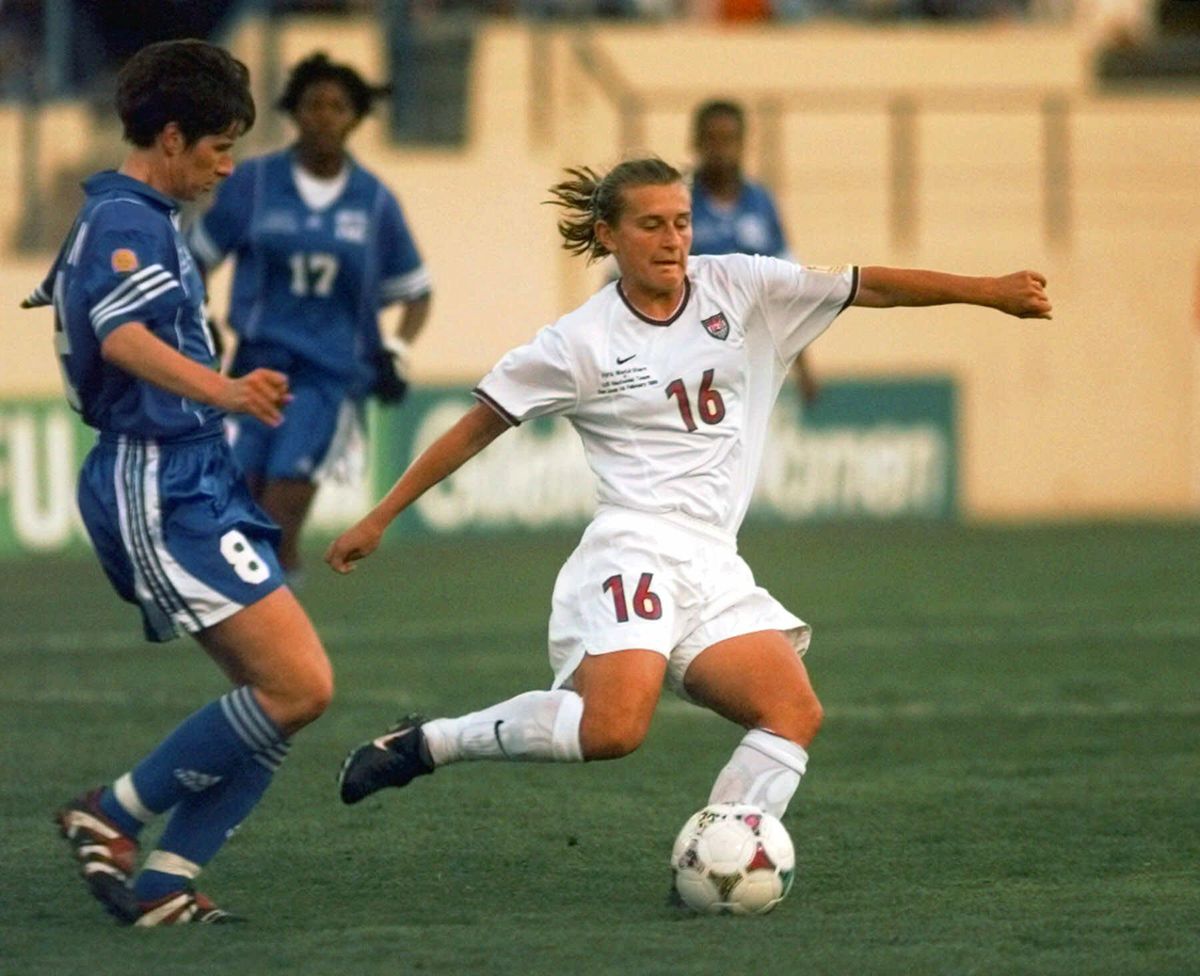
left=325, top=517, right=384, bottom=574
left=222, top=368, right=291, bottom=427
left=994, top=270, right=1052, bottom=320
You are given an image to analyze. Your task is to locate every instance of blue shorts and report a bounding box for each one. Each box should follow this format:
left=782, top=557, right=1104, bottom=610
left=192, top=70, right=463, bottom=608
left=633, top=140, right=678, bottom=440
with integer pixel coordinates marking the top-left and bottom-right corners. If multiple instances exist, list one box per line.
left=77, top=430, right=285, bottom=643
left=228, top=381, right=346, bottom=481
left=228, top=345, right=351, bottom=482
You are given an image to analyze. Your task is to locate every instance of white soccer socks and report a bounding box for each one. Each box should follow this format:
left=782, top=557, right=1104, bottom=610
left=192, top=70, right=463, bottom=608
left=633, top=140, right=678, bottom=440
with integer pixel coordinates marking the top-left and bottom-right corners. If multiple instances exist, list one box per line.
left=421, top=699, right=807, bottom=817
left=112, top=772, right=157, bottom=827
left=707, top=728, right=809, bottom=818
left=422, top=690, right=584, bottom=766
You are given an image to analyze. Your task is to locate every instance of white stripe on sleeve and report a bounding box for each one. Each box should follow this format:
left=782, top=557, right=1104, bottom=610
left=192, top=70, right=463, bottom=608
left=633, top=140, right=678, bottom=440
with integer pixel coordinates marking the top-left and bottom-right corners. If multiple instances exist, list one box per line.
left=92, top=278, right=180, bottom=332
left=379, top=266, right=432, bottom=305
left=91, top=264, right=169, bottom=319
left=90, top=265, right=180, bottom=332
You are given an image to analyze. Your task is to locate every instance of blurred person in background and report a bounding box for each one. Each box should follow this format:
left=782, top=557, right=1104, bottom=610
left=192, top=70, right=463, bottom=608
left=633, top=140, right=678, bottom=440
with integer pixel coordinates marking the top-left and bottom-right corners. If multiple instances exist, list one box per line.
left=24, top=39, right=333, bottom=926
left=188, top=52, right=433, bottom=581
left=690, top=99, right=819, bottom=405
left=0, top=0, right=40, bottom=96
left=325, top=158, right=1051, bottom=883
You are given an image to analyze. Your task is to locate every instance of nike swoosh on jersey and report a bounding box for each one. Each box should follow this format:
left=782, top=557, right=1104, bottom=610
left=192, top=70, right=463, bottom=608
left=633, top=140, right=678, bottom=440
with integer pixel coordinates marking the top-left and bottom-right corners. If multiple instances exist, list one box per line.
left=616, top=354, right=637, bottom=364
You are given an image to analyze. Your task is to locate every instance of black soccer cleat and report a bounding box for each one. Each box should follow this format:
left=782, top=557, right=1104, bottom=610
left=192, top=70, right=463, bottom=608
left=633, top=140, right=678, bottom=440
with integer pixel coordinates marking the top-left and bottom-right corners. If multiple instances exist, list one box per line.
left=338, top=714, right=435, bottom=805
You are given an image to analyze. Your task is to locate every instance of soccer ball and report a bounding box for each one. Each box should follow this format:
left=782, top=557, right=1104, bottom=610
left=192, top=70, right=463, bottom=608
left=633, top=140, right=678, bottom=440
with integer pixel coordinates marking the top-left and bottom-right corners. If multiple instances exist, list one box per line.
left=670, top=803, right=795, bottom=915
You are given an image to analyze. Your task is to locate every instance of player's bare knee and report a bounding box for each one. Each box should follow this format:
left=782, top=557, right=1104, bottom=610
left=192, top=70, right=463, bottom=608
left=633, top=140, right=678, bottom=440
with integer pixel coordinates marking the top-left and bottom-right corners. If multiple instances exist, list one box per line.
left=798, top=695, right=824, bottom=743
left=301, top=672, right=334, bottom=724
left=579, top=714, right=650, bottom=760
left=261, top=664, right=333, bottom=732
left=760, top=693, right=822, bottom=747
left=581, top=731, right=642, bottom=761
left=790, top=695, right=824, bottom=745
left=298, top=665, right=335, bottom=724
left=289, top=636, right=334, bottom=726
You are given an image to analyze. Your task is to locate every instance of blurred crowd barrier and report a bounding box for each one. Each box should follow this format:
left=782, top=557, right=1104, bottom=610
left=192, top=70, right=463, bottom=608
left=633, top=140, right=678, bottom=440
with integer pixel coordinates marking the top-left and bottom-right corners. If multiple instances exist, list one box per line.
left=2, top=14, right=1199, bottom=522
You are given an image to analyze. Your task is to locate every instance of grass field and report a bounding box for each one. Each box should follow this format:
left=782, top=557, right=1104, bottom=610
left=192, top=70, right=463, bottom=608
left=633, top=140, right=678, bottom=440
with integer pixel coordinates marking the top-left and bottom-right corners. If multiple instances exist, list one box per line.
left=1, top=520, right=1198, bottom=975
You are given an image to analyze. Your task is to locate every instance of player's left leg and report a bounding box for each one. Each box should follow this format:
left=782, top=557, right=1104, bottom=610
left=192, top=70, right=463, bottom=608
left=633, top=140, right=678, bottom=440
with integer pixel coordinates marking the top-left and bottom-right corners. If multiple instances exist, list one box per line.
left=682, top=630, right=823, bottom=818
left=126, top=588, right=331, bottom=916
left=254, top=379, right=344, bottom=576
left=256, top=478, right=318, bottom=574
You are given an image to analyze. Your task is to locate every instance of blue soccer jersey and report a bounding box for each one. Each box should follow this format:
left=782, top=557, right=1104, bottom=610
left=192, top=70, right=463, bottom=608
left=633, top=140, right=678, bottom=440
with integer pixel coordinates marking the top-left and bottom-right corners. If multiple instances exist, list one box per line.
left=25, top=171, right=286, bottom=640
left=187, top=150, right=430, bottom=383
left=29, top=172, right=222, bottom=441
left=690, top=178, right=792, bottom=261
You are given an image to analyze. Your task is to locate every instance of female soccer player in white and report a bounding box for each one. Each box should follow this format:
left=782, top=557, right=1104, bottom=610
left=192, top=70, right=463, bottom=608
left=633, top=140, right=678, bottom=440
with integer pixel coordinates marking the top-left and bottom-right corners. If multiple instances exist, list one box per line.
left=329, top=158, right=1051, bottom=823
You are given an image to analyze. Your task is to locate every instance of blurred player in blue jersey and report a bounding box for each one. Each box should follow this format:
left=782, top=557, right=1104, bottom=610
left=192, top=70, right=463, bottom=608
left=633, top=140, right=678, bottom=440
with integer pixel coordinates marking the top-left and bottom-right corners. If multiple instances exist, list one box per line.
left=188, top=52, right=433, bottom=578
left=24, top=40, right=333, bottom=925
left=690, top=99, right=819, bottom=405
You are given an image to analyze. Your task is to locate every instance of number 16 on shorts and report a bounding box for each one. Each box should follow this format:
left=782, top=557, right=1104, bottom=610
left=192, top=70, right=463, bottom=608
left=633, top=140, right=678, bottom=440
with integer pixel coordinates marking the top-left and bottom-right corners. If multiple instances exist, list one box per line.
left=602, top=572, right=663, bottom=622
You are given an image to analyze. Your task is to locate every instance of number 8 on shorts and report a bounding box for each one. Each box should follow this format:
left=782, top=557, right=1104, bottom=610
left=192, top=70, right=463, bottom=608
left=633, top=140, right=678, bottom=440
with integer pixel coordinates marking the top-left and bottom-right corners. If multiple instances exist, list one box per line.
left=221, top=529, right=271, bottom=585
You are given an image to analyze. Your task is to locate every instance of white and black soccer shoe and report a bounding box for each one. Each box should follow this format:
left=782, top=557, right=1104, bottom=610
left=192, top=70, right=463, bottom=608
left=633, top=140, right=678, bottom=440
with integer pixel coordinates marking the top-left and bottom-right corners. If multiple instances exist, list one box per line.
left=338, top=714, right=435, bottom=805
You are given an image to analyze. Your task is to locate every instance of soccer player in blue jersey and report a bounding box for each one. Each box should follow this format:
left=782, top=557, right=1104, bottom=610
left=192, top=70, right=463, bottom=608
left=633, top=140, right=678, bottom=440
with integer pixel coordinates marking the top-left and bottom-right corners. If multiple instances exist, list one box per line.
left=24, top=40, right=334, bottom=926
left=187, top=52, right=433, bottom=577
left=690, top=99, right=819, bottom=405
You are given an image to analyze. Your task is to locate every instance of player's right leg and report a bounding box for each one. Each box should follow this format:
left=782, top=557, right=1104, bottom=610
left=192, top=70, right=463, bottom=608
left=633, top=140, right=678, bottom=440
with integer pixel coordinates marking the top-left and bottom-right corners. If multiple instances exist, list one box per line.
left=106, top=592, right=331, bottom=924
left=120, top=587, right=332, bottom=921
left=338, top=649, right=666, bottom=804
left=338, top=510, right=678, bottom=804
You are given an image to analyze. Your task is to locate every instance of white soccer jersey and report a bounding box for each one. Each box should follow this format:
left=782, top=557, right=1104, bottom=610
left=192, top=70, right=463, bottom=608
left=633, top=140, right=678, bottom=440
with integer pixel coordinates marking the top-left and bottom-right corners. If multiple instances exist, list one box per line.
left=474, top=253, right=858, bottom=536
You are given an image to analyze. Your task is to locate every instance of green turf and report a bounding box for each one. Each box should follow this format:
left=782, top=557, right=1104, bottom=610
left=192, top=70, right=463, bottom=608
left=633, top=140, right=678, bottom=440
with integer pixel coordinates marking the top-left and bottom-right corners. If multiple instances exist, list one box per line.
left=1, top=521, right=1197, bottom=974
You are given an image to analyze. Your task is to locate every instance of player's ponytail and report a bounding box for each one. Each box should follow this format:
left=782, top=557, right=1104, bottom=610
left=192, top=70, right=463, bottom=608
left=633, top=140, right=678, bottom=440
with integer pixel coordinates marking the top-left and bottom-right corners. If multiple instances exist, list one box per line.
left=546, top=158, right=683, bottom=263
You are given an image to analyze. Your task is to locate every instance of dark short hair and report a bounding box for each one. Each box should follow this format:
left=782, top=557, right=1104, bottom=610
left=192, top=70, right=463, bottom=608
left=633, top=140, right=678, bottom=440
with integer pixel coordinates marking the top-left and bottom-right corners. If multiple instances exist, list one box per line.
left=116, top=40, right=255, bottom=148
left=546, top=158, right=685, bottom=262
left=277, top=52, right=391, bottom=120
left=692, top=99, right=746, bottom=142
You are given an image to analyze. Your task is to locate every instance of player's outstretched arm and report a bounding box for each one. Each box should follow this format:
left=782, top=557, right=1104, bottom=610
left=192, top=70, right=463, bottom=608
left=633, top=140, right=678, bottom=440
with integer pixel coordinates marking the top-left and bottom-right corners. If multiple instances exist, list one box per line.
left=101, top=321, right=290, bottom=426
left=853, top=267, right=1052, bottom=320
left=325, top=402, right=510, bottom=574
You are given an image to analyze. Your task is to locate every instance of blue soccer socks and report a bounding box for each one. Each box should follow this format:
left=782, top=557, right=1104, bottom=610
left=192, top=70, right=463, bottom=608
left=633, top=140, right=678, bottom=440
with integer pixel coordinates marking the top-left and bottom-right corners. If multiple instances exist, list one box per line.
left=96, top=686, right=290, bottom=895
left=112, top=686, right=285, bottom=816
left=134, top=744, right=286, bottom=901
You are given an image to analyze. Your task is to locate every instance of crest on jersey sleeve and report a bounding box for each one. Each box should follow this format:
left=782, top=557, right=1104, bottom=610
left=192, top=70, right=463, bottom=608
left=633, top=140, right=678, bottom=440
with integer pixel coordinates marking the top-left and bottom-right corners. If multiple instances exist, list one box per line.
left=110, top=248, right=140, bottom=275
left=702, top=311, right=730, bottom=341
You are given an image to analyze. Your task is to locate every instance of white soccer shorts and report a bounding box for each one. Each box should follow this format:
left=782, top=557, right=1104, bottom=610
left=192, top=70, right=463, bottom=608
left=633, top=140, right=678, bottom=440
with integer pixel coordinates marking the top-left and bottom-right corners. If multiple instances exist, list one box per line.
left=547, top=507, right=810, bottom=700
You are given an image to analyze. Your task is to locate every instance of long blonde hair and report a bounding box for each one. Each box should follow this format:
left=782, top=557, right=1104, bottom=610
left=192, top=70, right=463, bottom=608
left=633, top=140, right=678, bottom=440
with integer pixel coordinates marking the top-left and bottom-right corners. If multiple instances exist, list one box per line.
left=545, top=158, right=684, bottom=263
